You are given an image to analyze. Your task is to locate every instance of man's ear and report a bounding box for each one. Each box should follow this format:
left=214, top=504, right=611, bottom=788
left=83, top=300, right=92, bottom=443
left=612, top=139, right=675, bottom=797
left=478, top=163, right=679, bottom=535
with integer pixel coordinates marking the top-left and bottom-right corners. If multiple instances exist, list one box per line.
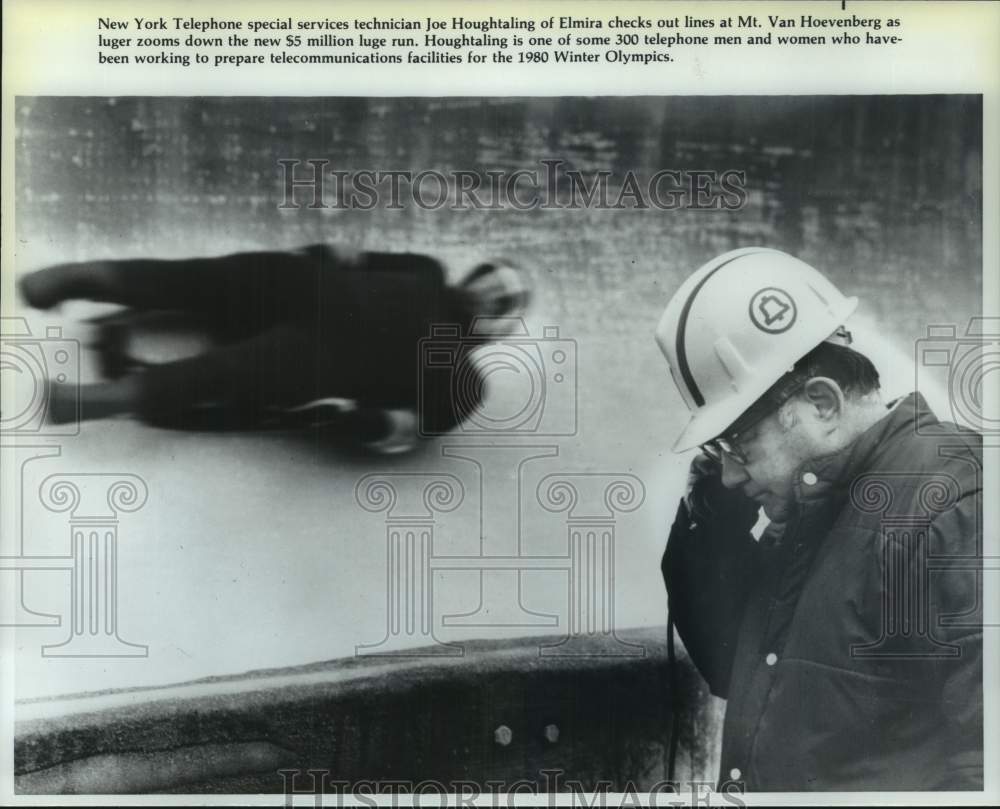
left=802, top=376, right=845, bottom=425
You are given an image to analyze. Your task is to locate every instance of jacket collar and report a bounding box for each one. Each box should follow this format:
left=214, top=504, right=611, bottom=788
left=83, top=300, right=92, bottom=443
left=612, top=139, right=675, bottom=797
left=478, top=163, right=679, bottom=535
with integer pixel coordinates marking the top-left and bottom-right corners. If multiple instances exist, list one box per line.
left=789, top=392, right=931, bottom=507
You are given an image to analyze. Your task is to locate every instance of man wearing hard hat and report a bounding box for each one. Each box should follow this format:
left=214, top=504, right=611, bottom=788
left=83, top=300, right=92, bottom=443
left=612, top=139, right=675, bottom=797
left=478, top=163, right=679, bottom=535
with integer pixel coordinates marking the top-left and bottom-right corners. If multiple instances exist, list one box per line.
left=656, top=248, right=982, bottom=791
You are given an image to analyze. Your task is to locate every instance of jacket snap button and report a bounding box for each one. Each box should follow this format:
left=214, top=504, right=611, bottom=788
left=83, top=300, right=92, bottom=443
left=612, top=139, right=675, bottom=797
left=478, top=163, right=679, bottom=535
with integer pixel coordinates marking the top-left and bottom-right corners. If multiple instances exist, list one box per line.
left=730, top=767, right=742, bottom=780
left=765, top=652, right=778, bottom=666
left=802, top=472, right=818, bottom=486
left=494, top=725, right=513, bottom=746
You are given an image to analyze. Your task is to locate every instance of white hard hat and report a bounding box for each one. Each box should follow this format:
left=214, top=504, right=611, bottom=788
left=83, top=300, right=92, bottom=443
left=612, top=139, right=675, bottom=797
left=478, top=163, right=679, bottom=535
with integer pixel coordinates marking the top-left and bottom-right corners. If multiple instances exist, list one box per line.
left=655, top=247, right=859, bottom=452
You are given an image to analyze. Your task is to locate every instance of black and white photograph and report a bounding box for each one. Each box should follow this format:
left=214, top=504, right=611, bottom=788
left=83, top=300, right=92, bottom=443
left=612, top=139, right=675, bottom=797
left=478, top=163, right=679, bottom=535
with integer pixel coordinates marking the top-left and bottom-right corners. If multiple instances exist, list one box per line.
left=3, top=91, right=987, bottom=798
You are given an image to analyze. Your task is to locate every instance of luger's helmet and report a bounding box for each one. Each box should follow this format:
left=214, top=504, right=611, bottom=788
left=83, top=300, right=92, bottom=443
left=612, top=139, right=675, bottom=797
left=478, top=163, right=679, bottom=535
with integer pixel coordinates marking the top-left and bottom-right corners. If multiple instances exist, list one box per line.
left=459, top=260, right=532, bottom=320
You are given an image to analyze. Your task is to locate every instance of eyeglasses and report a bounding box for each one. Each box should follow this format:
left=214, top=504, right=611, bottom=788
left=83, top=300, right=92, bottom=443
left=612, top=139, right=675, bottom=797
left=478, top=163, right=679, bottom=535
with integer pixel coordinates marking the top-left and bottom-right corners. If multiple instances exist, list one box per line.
left=700, top=433, right=750, bottom=465
left=699, top=377, right=805, bottom=466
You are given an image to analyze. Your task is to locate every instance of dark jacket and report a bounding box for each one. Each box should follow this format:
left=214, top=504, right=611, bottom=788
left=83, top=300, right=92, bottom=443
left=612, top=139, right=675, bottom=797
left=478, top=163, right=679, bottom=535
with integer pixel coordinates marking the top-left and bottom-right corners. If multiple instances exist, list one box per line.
left=663, top=393, right=983, bottom=791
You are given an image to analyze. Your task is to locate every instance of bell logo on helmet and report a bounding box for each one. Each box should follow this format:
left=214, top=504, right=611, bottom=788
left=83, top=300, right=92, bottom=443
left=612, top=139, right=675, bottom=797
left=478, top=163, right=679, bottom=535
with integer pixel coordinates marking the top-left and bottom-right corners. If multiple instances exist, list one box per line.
left=749, top=287, right=797, bottom=334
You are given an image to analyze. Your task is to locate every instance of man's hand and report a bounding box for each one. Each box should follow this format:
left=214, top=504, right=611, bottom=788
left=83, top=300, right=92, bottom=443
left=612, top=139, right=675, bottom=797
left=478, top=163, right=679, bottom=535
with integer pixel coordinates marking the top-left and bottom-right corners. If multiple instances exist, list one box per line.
left=664, top=452, right=762, bottom=699
left=684, top=452, right=760, bottom=532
